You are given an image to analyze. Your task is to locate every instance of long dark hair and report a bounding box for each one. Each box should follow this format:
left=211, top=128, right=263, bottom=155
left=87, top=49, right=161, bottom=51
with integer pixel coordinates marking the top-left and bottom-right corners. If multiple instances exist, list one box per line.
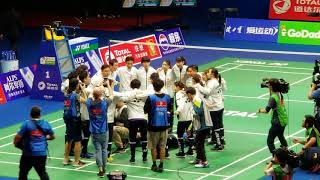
left=209, top=67, right=221, bottom=85
left=192, top=74, right=204, bottom=87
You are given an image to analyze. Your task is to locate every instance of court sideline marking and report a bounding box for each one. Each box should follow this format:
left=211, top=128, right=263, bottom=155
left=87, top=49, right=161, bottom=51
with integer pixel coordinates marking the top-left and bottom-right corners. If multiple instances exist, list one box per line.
left=0, top=151, right=230, bottom=178
left=223, top=143, right=299, bottom=180
left=0, top=160, right=169, bottom=180
left=195, top=128, right=304, bottom=180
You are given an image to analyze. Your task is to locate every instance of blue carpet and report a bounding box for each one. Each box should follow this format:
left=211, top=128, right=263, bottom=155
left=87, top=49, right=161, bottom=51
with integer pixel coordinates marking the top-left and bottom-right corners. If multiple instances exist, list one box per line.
left=0, top=177, right=16, bottom=180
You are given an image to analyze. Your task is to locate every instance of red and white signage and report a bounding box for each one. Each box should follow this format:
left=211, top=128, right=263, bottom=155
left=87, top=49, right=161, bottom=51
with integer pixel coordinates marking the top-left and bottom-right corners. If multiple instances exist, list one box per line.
left=99, top=35, right=162, bottom=67
left=269, top=0, right=320, bottom=21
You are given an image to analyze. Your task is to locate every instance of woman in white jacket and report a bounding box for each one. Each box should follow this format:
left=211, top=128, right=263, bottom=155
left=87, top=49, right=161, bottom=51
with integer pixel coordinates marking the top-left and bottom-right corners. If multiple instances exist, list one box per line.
left=194, top=68, right=226, bottom=151
left=174, top=81, right=194, bottom=157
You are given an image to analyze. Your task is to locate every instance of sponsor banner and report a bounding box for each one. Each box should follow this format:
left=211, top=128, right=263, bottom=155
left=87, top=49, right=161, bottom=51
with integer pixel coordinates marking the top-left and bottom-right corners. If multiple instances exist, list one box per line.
left=30, top=65, right=63, bottom=101
left=269, top=0, right=320, bottom=21
left=224, top=18, right=280, bottom=42
left=154, top=27, right=185, bottom=55
left=99, top=35, right=162, bottom=66
left=69, top=37, right=103, bottom=76
left=278, top=21, right=320, bottom=45
left=0, top=66, right=35, bottom=104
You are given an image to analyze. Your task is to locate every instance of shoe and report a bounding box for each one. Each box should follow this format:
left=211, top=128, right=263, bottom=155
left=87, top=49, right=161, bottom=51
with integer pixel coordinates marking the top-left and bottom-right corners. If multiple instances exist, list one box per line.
left=73, top=160, right=86, bottom=167
left=97, top=171, right=105, bottom=178
left=151, top=165, right=158, bottom=172
left=195, top=161, right=209, bottom=168
left=157, top=165, right=164, bottom=173
left=81, top=153, right=94, bottom=159
left=63, top=159, right=73, bottom=166
left=175, top=152, right=186, bottom=158
left=165, top=152, right=170, bottom=159
left=189, top=159, right=200, bottom=165
left=130, top=157, right=135, bottom=164
left=207, top=141, right=216, bottom=145
left=142, top=156, right=148, bottom=163
left=107, top=156, right=113, bottom=163
left=186, top=149, right=194, bottom=156
left=211, top=145, right=224, bottom=151
left=113, top=148, right=126, bottom=154
left=221, top=139, right=226, bottom=145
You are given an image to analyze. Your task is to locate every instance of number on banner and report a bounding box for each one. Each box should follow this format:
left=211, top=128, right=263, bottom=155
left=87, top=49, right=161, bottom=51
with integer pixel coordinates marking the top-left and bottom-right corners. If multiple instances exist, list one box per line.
left=45, top=71, right=50, bottom=79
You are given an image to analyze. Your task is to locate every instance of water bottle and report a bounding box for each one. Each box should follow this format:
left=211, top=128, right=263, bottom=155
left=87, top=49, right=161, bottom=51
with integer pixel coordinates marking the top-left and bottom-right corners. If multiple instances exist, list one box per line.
left=9, top=51, right=12, bottom=60
left=12, top=51, right=16, bottom=60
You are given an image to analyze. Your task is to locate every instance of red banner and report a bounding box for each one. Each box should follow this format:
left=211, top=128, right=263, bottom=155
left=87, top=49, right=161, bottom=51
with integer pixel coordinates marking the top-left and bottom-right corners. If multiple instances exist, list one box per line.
left=269, top=0, right=320, bottom=21
left=99, top=35, right=162, bottom=67
left=0, top=84, right=7, bottom=104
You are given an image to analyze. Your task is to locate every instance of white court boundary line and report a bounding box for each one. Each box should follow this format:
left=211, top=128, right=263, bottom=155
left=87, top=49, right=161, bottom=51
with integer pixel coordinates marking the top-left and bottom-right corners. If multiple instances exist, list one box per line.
left=225, top=62, right=312, bottom=71
left=0, top=151, right=230, bottom=178
left=0, top=160, right=168, bottom=180
left=219, top=67, right=311, bottom=75
left=0, top=118, right=63, bottom=141
left=110, top=40, right=320, bottom=56
left=0, top=124, right=65, bottom=148
left=223, top=143, right=299, bottom=180
left=224, top=94, right=312, bottom=104
left=196, top=128, right=305, bottom=180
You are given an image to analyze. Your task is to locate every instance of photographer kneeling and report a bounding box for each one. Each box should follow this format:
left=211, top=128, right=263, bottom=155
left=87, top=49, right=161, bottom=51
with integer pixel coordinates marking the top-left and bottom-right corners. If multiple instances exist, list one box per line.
left=258, top=78, right=289, bottom=156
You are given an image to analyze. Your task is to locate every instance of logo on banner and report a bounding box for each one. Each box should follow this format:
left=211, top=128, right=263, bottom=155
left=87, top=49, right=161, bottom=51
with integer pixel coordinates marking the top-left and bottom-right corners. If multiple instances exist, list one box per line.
left=224, top=18, right=280, bottom=43
left=38, top=81, right=46, bottom=90
left=278, top=21, right=320, bottom=45
left=158, top=34, right=169, bottom=50
left=273, top=0, right=291, bottom=14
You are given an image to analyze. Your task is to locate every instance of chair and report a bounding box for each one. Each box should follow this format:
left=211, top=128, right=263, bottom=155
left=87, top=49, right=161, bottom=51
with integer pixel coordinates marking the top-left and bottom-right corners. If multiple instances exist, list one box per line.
left=208, top=8, right=225, bottom=33
left=224, top=8, right=239, bottom=18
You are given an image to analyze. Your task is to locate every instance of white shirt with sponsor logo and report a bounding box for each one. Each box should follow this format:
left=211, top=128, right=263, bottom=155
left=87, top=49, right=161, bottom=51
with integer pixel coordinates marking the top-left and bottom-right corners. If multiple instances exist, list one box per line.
left=116, top=89, right=149, bottom=121
left=158, top=68, right=174, bottom=98
left=175, top=90, right=193, bottom=121
left=117, top=66, right=138, bottom=92
left=137, top=66, right=156, bottom=91
left=172, top=64, right=188, bottom=83
left=195, top=78, right=226, bottom=111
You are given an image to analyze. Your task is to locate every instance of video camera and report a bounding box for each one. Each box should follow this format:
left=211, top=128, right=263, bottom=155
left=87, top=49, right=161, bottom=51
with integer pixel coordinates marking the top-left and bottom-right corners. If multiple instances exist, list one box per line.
left=260, top=78, right=290, bottom=94
left=312, top=60, right=320, bottom=85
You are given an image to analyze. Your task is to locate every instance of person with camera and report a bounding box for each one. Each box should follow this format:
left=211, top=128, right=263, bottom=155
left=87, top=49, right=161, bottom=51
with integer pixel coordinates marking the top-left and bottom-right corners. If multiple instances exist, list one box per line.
left=257, top=78, right=288, bottom=156
left=91, top=64, right=112, bottom=88
left=14, top=106, right=55, bottom=180
left=308, top=82, right=320, bottom=131
left=63, top=78, right=87, bottom=167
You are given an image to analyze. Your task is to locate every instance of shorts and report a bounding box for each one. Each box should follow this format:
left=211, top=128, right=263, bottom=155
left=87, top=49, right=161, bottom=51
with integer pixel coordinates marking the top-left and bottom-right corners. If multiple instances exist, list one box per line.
left=65, top=117, right=82, bottom=142
left=147, top=130, right=168, bottom=149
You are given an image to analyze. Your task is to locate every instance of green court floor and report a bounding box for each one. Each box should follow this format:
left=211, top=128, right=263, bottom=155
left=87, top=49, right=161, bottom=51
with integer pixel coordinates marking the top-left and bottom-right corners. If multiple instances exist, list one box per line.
left=0, top=57, right=314, bottom=180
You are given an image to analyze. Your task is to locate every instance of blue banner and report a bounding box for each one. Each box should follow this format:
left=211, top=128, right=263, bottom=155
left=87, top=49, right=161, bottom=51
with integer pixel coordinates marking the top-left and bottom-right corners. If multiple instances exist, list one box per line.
left=0, top=66, right=35, bottom=103
left=69, top=37, right=103, bottom=76
left=30, top=65, right=63, bottom=101
left=155, top=27, right=185, bottom=56
left=224, top=18, right=280, bottom=43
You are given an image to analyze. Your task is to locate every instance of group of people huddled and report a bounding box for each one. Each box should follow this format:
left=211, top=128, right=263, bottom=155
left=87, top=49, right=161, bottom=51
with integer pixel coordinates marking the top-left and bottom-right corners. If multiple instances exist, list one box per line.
left=13, top=55, right=226, bottom=179
left=59, top=55, right=226, bottom=177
